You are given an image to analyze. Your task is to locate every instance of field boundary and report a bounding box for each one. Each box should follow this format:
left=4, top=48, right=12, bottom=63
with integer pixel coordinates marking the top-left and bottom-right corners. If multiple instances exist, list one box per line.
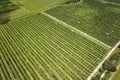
left=87, top=40, right=120, bottom=80
left=41, top=12, right=111, bottom=50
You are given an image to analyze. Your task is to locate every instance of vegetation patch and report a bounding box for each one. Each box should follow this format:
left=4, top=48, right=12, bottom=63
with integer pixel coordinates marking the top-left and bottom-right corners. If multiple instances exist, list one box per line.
left=45, top=0, right=120, bottom=46
left=0, top=0, right=19, bottom=24
left=65, top=0, right=81, bottom=4
left=0, top=13, right=108, bottom=80
left=92, top=52, right=120, bottom=80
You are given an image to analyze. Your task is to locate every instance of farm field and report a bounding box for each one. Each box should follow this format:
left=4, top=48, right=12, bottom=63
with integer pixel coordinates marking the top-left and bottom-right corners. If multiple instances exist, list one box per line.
left=9, top=0, right=68, bottom=19
left=45, top=0, right=120, bottom=46
left=1, top=0, right=120, bottom=80
left=0, top=13, right=108, bottom=80
left=11, top=0, right=69, bottom=11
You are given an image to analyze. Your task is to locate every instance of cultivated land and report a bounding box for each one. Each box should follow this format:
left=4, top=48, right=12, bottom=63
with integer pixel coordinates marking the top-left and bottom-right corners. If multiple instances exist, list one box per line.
left=0, top=0, right=120, bottom=80
left=45, top=0, right=120, bottom=46
left=0, top=13, right=108, bottom=80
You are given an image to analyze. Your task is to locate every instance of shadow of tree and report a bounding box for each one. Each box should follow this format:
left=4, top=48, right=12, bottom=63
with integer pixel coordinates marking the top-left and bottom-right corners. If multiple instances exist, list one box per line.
left=0, top=0, right=19, bottom=24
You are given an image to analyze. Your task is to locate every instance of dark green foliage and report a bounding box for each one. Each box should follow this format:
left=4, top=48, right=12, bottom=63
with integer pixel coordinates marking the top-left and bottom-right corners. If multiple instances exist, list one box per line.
left=52, top=75, right=58, bottom=80
left=92, top=73, right=101, bottom=80
left=99, top=67, right=105, bottom=73
left=0, top=18, right=10, bottom=24
left=110, top=53, right=120, bottom=61
left=103, top=60, right=116, bottom=72
left=118, top=45, right=120, bottom=48
left=100, top=53, right=120, bottom=79
left=108, top=65, right=116, bottom=72
left=0, top=74, right=2, bottom=80
left=0, top=0, right=19, bottom=13
left=92, top=76, right=99, bottom=80
left=96, top=74, right=101, bottom=79
left=66, top=0, right=80, bottom=4
left=71, top=0, right=80, bottom=3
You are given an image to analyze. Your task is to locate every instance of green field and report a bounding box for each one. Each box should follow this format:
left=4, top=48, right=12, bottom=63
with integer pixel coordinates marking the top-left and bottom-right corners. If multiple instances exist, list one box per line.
left=0, top=0, right=120, bottom=80
left=0, top=13, right=108, bottom=80
left=11, top=0, right=69, bottom=11
left=9, top=0, right=68, bottom=19
left=45, top=0, right=120, bottom=46
left=1, top=0, right=69, bottom=23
